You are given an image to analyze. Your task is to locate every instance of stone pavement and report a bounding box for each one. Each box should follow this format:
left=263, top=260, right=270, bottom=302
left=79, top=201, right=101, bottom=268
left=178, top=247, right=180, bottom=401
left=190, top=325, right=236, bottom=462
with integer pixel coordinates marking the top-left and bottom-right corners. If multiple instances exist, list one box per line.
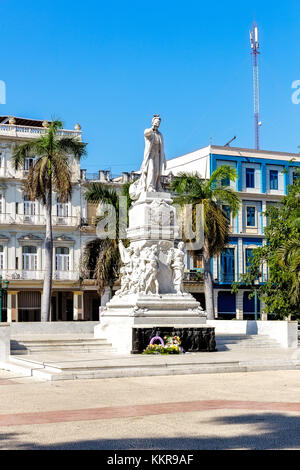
left=0, top=368, right=299, bottom=450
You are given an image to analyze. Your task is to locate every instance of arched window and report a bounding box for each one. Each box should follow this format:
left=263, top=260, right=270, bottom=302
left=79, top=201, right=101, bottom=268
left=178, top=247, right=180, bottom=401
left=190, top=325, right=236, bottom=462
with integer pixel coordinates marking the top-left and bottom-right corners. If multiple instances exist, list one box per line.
left=55, top=247, right=69, bottom=271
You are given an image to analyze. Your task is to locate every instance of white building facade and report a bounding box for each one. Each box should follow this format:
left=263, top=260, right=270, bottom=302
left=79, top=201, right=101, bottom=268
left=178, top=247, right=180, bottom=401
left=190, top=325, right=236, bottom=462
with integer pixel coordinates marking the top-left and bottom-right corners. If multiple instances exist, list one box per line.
left=0, top=116, right=99, bottom=322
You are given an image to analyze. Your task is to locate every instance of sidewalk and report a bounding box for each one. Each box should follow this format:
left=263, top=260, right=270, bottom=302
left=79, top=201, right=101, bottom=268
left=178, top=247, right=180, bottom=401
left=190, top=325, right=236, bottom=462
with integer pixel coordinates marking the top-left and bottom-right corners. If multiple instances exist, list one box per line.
left=0, top=368, right=299, bottom=449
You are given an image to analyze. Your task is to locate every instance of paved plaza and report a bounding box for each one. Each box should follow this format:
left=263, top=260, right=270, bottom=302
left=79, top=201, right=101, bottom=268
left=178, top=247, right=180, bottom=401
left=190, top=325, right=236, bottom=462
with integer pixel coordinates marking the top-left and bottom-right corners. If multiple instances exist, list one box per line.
left=0, top=368, right=299, bottom=450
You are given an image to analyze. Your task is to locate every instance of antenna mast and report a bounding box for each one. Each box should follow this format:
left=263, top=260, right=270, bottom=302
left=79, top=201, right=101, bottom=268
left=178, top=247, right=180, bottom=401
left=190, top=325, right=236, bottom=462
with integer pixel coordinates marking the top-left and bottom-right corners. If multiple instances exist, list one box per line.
left=250, top=20, right=261, bottom=150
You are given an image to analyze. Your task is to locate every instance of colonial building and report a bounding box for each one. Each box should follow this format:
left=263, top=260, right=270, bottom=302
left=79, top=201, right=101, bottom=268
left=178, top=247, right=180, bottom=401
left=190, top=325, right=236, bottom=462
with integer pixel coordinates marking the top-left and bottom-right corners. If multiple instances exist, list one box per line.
left=166, top=144, right=300, bottom=319
left=0, top=116, right=100, bottom=322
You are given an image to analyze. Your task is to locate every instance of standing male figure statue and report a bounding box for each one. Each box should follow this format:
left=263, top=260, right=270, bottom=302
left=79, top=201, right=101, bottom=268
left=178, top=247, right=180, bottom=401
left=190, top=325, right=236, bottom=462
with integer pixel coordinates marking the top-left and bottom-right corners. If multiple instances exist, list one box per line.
left=130, top=114, right=166, bottom=200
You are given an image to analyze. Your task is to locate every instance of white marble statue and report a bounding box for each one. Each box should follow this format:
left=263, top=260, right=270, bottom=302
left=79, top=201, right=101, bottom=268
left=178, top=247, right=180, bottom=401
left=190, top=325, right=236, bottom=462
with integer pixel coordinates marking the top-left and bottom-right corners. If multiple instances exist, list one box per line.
left=143, top=245, right=159, bottom=295
left=130, top=115, right=166, bottom=200
left=167, top=242, right=185, bottom=295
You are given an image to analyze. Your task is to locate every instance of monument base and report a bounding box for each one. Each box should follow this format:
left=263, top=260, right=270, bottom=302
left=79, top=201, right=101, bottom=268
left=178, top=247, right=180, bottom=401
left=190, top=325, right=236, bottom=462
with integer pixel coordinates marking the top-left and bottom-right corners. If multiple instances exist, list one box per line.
left=94, top=293, right=211, bottom=354
left=132, top=326, right=216, bottom=354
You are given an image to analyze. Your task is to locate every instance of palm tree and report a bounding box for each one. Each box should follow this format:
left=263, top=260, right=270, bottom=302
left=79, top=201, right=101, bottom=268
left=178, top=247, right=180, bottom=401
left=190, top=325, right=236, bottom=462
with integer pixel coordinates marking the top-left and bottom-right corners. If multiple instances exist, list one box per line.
left=11, top=120, right=87, bottom=322
left=170, top=166, right=240, bottom=319
left=82, top=182, right=131, bottom=298
left=278, top=240, right=300, bottom=307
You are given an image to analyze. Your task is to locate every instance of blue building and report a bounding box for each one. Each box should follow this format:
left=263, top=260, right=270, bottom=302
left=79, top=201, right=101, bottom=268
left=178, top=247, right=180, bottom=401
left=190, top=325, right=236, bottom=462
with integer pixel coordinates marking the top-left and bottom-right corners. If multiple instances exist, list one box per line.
left=166, top=145, right=300, bottom=319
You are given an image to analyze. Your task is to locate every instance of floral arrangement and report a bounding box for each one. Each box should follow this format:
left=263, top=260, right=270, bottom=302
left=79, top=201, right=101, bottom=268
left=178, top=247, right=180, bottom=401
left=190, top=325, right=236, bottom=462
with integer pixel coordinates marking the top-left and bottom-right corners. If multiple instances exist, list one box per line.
left=142, top=335, right=182, bottom=355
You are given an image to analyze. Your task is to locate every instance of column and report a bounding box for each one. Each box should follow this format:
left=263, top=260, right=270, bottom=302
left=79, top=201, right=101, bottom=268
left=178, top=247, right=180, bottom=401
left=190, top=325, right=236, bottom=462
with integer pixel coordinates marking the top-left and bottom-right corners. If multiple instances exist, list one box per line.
left=238, top=206, right=243, bottom=234
left=7, top=291, right=18, bottom=322
left=238, top=238, right=243, bottom=281
left=260, top=298, right=267, bottom=321
left=101, top=287, right=111, bottom=307
left=213, top=289, right=218, bottom=318
left=262, top=200, right=267, bottom=235
left=73, top=291, right=84, bottom=320
left=261, top=163, right=266, bottom=194
left=236, top=290, right=243, bottom=320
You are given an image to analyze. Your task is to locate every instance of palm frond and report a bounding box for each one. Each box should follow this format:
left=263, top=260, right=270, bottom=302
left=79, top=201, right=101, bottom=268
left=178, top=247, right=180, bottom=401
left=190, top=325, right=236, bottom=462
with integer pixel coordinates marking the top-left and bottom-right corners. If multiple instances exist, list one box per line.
left=211, top=187, right=241, bottom=216
left=51, top=153, right=72, bottom=202
left=56, top=137, right=87, bottom=160
left=11, top=140, right=46, bottom=170
left=84, top=182, right=119, bottom=208
left=208, top=165, right=239, bottom=189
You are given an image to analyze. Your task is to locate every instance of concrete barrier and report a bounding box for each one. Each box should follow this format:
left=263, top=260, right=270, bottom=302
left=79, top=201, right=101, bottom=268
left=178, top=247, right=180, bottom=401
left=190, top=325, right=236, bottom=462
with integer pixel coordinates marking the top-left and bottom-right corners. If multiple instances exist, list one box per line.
left=0, top=324, right=10, bottom=362
left=206, top=320, right=298, bottom=348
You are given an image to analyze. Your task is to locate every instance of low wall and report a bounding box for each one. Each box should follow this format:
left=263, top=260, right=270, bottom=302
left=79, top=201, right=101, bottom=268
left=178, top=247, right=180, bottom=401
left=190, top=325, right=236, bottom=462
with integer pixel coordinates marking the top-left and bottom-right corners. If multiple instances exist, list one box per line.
left=0, top=324, right=10, bottom=362
left=10, top=321, right=99, bottom=336
left=206, top=320, right=298, bottom=348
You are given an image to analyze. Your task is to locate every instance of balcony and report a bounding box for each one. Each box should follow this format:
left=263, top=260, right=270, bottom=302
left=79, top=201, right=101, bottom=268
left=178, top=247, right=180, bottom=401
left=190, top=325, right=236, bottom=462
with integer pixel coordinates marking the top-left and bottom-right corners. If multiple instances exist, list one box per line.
left=183, top=270, right=204, bottom=283
left=0, top=213, right=15, bottom=224
left=216, top=273, right=268, bottom=284
left=15, top=214, right=46, bottom=225
left=0, top=124, right=81, bottom=139
left=0, top=213, right=80, bottom=226
left=5, top=269, right=79, bottom=281
left=52, top=215, right=80, bottom=226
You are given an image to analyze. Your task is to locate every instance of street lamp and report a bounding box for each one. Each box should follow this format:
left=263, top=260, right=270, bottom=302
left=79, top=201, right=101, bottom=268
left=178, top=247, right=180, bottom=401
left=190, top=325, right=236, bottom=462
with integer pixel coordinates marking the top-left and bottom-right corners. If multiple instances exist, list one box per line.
left=0, top=276, right=9, bottom=322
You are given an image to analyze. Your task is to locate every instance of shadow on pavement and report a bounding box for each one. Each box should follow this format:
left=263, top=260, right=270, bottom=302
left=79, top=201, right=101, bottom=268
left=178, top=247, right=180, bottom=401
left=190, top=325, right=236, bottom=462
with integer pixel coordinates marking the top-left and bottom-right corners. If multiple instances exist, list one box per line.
left=1, top=412, right=299, bottom=450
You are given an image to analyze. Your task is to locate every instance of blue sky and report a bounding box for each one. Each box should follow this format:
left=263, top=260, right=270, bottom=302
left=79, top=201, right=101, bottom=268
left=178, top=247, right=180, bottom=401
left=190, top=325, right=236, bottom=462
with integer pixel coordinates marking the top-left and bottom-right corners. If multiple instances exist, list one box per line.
left=0, top=0, right=299, bottom=174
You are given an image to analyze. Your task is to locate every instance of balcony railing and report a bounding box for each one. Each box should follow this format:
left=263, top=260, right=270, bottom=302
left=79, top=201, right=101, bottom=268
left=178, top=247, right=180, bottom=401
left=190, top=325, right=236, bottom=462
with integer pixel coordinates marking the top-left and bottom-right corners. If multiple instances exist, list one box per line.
left=0, top=124, right=81, bottom=139
left=15, top=214, right=46, bottom=225
left=0, top=213, right=15, bottom=224
left=52, top=215, right=80, bottom=226
left=4, top=269, right=79, bottom=281
left=183, top=270, right=204, bottom=282
left=0, top=213, right=80, bottom=226
left=216, top=273, right=268, bottom=284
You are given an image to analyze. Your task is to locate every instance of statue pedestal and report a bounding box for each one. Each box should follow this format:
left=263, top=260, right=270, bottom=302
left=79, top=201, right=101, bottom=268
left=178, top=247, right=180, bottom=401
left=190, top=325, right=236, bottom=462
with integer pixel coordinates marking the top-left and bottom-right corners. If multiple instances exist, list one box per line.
left=94, top=191, right=212, bottom=354
left=95, top=293, right=208, bottom=354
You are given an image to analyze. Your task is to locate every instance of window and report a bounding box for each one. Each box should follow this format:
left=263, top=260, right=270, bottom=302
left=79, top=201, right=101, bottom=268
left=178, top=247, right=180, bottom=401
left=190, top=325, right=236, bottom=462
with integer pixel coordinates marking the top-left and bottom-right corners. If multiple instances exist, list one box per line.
left=23, top=158, right=34, bottom=171
left=222, top=205, right=231, bottom=223
left=24, top=195, right=35, bottom=216
left=56, top=197, right=69, bottom=217
left=193, top=253, right=203, bottom=270
left=55, top=247, right=69, bottom=271
left=22, top=246, right=37, bottom=270
left=269, top=170, right=278, bottom=190
left=0, top=194, right=3, bottom=214
left=221, top=248, right=235, bottom=282
left=245, top=248, right=253, bottom=270
left=293, top=171, right=300, bottom=184
left=246, top=168, right=255, bottom=188
left=246, top=206, right=256, bottom=227
left=0, top=245, right=3, bottom=270
left=221, top=176, right=230, bottom=187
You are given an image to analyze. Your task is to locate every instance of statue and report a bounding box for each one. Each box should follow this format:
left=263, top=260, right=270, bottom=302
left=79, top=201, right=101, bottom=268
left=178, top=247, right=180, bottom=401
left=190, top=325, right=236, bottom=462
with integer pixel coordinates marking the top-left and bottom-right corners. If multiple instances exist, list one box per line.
left=143, top=245, right=159, bottom=295
left=130, top=115, right=166, bottom=200
left=167, top=242, right=185, bottom=295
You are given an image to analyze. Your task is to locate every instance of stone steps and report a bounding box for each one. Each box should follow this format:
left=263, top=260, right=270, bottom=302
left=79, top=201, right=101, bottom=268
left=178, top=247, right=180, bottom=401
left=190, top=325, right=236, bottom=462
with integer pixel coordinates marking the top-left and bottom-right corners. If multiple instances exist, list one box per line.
left=215, top=334, right=281, bottom=350
left=4, top=352, right=299, bottom=381
left=10, top=335, right=116, bottom=355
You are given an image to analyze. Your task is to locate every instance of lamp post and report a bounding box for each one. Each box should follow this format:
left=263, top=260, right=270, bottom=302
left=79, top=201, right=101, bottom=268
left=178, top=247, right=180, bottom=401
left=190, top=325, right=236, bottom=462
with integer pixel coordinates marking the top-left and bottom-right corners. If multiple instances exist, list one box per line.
left=0, top=276, right=9, bottom=322
left=254, top=279, right=259, bottom=321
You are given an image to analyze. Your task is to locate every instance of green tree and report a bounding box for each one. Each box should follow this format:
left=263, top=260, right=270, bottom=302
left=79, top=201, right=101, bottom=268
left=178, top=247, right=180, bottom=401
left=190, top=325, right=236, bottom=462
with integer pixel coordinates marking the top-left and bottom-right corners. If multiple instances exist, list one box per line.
left=232, top=177, right=300, bottom=319
left=11, top=121, right=87, bottom=321
left=170, top=166, right=240, bottom=319
left=82, top=182, right=132, bottom=297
